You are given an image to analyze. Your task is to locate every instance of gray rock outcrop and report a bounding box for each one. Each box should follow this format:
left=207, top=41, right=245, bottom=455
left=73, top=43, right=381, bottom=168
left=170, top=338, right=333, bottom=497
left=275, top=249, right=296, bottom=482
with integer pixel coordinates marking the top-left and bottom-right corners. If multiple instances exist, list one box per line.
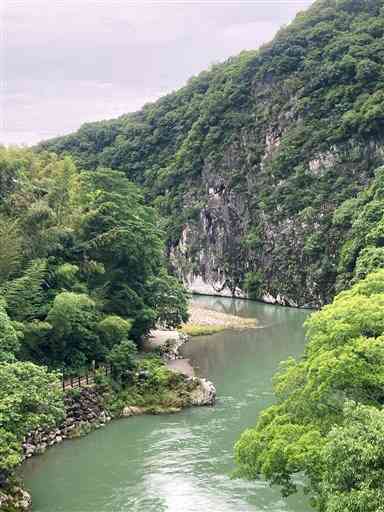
left=189, top=378, right=216, bottom=406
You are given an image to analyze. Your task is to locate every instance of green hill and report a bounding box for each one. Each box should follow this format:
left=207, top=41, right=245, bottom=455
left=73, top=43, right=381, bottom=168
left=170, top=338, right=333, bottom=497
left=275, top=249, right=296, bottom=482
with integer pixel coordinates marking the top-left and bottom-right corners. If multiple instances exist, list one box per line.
left=39, top=0, right=384, bottom=307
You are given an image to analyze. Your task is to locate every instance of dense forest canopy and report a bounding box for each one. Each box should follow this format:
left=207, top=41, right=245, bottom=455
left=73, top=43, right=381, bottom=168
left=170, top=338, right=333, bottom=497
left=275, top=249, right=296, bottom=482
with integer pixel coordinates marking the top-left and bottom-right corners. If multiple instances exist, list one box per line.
left=39, top=0, right=384, bottom=307
left=0, top=146, right=188, bottom=370
left=0, top=146, right=188, bottom=485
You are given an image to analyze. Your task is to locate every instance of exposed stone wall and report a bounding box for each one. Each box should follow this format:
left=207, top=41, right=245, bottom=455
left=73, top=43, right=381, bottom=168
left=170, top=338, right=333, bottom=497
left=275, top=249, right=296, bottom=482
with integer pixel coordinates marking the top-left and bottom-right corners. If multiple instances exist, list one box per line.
left=22, top=387, right=112, bottom=461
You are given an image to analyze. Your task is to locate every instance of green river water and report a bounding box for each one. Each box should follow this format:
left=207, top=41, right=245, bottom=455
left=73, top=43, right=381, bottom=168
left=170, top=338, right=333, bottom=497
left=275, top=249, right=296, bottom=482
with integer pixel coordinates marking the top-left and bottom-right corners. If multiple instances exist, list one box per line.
left=22, top=295, right=311, bottom=512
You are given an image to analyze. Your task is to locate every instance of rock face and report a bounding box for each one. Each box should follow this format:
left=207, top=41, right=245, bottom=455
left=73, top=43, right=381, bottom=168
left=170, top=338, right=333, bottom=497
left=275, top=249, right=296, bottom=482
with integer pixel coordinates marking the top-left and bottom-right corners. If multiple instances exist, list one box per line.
left=169, top=138, right=383, bottom=308
left=189, top=378, right=216, bottom=407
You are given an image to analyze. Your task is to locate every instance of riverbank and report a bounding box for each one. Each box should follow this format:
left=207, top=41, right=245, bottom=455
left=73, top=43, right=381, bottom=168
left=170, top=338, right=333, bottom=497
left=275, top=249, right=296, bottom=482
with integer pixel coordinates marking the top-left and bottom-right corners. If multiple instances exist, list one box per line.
left=2, top=372, right=215, bottom=512
left=2, top=302, right=235, bottom=512
left=1, top=327, right=216, bottom=512
left=20, top=295, right=310, bottom=512
left=179, top=302, right=258, bottom=336
left=145, top=301, right=258, bottom=379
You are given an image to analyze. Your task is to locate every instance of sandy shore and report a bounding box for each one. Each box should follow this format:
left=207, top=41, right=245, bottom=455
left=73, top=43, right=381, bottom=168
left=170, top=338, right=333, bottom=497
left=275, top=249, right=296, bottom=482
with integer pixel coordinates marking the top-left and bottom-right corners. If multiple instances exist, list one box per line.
left=146, top=302, right=256, bottom=378
left=185, top=304, right=257, bottom=329
left=167, top=359, right=195, bottom=377
left=143, top=330, right=195, bottom=377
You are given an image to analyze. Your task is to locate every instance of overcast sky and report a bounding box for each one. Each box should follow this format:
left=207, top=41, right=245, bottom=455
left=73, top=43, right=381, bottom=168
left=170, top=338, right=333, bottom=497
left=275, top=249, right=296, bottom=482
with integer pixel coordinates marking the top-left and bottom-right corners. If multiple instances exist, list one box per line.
left=1, top=0, right=313, bottom=146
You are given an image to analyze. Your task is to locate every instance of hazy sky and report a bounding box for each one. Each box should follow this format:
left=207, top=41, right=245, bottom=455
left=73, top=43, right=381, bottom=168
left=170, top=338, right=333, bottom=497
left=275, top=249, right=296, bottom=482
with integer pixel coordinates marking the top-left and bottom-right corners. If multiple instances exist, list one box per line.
left=1, top=0, right=313, bottom=145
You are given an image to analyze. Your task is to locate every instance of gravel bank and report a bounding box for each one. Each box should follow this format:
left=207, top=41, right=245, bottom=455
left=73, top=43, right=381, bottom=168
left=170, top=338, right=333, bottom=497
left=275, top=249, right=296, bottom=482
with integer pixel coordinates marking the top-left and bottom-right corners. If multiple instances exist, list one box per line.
left=182, top=303, right=257, bottom=332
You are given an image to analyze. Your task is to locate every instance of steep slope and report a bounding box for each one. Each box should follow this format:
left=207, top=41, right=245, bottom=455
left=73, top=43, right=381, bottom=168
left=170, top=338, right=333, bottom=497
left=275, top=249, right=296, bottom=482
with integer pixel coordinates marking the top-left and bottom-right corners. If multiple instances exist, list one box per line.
left=39, top=0, right=384, bottom=307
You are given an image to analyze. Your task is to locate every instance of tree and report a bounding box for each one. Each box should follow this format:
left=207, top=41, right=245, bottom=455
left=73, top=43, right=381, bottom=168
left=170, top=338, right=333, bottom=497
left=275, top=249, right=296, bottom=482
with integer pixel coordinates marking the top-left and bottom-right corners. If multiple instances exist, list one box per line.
left=146, top=272, right=189, bottom=328
left=320, top=403, right=384, bottom=512
left=46, top=292, right=102, bottom=370
left=107, top=340, right=137, bottom=380
left=78, top=169, right=188, bottom=338
left=45, top=156, right=80, bottom=227
left=98, top=315, right=132, bottom=351
left=243, top=271, right=264, bottom=300
left=0, top=218, right=22, bottom=284
left=0, top=362, right=64, bottom=480
left=0, top=301, right=20, bottom=362
left=0, top=429, right=20, bottom=486
left=235, top=270, right=384, bottom=509
left=2, top=259, right=48, bottom=322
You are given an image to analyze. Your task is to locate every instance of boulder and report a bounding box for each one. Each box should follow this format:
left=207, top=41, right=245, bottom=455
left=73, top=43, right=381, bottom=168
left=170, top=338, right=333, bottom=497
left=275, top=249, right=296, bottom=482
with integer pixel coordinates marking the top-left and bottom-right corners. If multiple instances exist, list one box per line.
left=23, top=443, right=36, bottom=458
left=190, top=378, right=216, bottom=406
left=121, top=405, right=146, bottom=417
left=1, top=486, right=33, bottom=512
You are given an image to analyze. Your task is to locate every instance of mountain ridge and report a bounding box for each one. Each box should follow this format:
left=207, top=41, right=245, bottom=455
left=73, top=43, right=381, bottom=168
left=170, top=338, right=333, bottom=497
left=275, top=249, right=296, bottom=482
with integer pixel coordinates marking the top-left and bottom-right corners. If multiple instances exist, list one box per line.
left=39, top=0, right=384, bottom=307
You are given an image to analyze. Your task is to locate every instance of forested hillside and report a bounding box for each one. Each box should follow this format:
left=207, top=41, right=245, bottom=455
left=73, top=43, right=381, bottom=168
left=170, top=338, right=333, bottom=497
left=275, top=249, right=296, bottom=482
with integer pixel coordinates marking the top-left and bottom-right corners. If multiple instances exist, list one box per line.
left=0, top=147, right=188, bottom=491
left=0, top=147, right=188, bottom=369
left=39, top=0, right=384, bottom=307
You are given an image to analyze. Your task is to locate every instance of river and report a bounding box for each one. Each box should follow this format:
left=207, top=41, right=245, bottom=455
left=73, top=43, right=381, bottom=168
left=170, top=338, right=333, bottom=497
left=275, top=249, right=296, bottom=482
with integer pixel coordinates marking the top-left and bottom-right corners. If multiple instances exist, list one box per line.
left=22, top=295, right=311, bottom=512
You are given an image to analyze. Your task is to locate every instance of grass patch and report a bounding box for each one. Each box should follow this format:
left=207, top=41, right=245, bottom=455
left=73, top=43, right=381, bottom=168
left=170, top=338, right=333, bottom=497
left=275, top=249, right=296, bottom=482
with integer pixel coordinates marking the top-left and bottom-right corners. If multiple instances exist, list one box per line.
left=179, top=324, right=226, bottom=336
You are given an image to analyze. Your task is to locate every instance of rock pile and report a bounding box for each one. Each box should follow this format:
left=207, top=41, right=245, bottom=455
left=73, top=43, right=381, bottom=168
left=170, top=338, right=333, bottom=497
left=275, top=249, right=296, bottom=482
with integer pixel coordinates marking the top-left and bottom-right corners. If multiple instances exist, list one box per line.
left=22, top=387, right=111, bottom=460
left=0, top=486, right=32, bottom=512
left=189, top=378, right=216, bottom=406
left=157, top=332, right=189, bottom=360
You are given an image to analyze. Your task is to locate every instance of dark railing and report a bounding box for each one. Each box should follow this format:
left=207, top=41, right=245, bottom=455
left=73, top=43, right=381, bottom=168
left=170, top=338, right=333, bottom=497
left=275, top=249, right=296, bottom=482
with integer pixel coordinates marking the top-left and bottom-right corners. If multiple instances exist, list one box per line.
left=62, top=364, right=112, bottom=391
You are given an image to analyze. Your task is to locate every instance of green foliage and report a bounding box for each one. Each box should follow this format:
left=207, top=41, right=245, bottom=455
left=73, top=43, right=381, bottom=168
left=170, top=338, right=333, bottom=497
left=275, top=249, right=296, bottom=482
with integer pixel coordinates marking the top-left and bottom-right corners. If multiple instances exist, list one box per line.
left=180, top=324, right=225, bottom=336
left=0, top=123, right=188, bottom=492
left=0, top=148, right=187, bottom=371
left=2, top=259, right=48, bottom=322
left=319, top=402, right=384, bottom=512
left=93, top=367, right=110, bottom=388
left=98, top=315, right=132, bottom=350
left=355, top=246, right=384, bottom=279
left=54, top=263, right=80, bottom=291
left=147, top=272, right=189, bottom=328
left=235, top=270, right=384, bottom=510
left=243, top=271, right=263, bottom=300
left=106, top=354, right=192, bottom=414
left=46, top=292, right=102, bottom=370
left=0, top=218, right=22, bottom=285
left=0, top=302, right=20, bottom=362
left=106, top=340, right=137, bottom=376
left=78, top=168, right=188, bottom=338
left=0, top=362, right=64, bottom=477
left=336, top=166, right=384, bottom=289
left=0, top=429, right=21, bottom=483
